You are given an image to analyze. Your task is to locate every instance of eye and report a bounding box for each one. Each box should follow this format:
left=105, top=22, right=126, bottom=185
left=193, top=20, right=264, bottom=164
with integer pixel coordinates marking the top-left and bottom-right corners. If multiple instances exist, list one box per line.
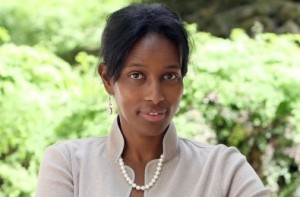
left=163, top=73, right=178, bottom=80
left=129, top=72, right=144, bottom=80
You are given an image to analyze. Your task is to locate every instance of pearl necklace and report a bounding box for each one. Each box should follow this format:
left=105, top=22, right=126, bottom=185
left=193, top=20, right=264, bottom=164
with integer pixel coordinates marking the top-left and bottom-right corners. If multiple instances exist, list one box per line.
left=118, top=155, right=164, bottom=191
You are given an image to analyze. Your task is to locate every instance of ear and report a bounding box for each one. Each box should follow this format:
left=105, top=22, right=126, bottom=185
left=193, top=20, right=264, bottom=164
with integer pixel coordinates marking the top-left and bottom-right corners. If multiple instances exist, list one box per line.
left=98, top=63, right=114, bottom=95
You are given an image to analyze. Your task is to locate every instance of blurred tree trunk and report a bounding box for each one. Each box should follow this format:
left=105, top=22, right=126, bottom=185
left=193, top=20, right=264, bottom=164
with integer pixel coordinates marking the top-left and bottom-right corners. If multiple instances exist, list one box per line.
left=144, top=0, right=300, bottom=37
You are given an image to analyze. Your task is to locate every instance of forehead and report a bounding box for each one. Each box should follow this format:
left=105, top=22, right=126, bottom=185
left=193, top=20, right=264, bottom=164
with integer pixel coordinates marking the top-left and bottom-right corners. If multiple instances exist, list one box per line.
left=124, top=33, right=180, bottom=67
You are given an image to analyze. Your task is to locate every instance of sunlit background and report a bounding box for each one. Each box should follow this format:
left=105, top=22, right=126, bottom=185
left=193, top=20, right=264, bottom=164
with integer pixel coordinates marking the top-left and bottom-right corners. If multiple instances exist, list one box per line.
left=0, top=0, right=300, bottom=196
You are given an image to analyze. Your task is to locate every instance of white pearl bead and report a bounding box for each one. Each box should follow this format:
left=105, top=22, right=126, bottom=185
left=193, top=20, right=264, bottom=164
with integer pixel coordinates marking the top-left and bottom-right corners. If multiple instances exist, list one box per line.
left=118, top=154, right=164, bottom=191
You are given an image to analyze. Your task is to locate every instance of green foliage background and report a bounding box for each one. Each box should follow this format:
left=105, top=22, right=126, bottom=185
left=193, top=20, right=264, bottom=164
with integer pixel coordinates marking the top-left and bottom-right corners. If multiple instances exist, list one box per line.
left=0, top=0, right=300, bottom=196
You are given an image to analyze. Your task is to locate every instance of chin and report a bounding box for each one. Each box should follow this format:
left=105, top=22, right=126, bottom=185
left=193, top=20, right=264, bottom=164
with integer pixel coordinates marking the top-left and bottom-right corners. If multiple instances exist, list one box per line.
left=142, top=121, right=170, bottom=136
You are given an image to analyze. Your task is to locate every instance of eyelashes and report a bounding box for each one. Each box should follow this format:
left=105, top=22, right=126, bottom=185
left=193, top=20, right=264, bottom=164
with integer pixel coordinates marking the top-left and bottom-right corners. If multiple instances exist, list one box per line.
left=163, top=73, right=178, bottom=80
left=128, top=72, right=181, bottom=81
left=129, top=72, right=144, bottom=79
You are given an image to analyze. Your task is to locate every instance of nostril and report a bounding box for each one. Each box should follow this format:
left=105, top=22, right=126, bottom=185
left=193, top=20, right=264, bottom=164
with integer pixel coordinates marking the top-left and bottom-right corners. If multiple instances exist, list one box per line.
left=144, top=81, right=164, bottom=104
left=145, top=91, right=164, bottom=104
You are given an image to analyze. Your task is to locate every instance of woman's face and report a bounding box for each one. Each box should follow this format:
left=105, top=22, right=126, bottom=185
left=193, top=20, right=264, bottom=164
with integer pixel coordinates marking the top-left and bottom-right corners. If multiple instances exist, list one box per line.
left=102, top=34, right=183, bottom=137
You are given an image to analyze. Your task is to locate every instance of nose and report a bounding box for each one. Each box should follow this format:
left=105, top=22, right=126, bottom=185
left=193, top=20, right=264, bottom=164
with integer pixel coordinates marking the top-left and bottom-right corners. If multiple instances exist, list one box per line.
left=144, top=80, right=164, bottom=104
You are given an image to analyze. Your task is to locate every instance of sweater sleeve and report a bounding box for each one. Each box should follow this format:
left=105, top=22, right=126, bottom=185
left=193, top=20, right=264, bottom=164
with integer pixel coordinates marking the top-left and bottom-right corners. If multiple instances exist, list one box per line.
left=36, top=144, right=74, bottom=197
left=218, top=146, right=270, bottom=197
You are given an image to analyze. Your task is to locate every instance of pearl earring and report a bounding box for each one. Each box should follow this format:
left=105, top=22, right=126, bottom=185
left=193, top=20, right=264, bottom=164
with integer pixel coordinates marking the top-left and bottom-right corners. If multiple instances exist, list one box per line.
left=176, top=106, right=180, bottom=113
left=108, top=97, right=113, bottom=115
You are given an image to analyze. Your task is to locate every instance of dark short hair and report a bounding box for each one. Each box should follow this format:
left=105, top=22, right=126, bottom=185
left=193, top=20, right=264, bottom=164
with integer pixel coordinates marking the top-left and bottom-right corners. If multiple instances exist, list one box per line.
left=99, top=3, right=190, bottom=81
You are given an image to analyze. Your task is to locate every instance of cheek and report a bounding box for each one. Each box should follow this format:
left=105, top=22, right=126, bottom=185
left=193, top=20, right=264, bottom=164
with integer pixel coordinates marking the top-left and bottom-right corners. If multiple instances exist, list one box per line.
left=167, top=83, right=183, bottom=104
left=113, top=85, right=137, bottom=110
left=178, top=84, right=184, bottom=99
left=174, top=82, right=184, bottom=97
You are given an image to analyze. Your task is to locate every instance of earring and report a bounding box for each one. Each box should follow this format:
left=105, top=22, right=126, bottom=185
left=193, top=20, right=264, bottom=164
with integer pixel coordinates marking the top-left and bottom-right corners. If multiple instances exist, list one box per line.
left=108, top=97, right=113, bottom=115
left=176, top=106, right=180, bottom=113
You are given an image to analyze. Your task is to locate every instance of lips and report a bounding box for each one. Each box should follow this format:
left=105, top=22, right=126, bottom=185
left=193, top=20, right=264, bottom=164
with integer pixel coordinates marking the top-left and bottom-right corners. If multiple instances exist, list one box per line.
left=140, top=110, right=167, bottom=122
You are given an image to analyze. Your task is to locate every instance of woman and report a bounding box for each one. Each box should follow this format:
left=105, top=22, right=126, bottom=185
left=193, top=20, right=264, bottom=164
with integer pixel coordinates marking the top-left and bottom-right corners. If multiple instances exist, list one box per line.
left=36, top=3, right=270, bottom=197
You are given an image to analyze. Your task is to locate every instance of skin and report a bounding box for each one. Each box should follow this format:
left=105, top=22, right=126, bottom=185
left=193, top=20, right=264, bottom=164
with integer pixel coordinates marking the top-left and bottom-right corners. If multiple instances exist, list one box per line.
left=99, top=33, right=183, bottom=196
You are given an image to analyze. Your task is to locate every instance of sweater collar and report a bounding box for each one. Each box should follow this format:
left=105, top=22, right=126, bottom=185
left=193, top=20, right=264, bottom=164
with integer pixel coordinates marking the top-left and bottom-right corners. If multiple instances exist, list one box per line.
left=107, top=116, right=179, bottom=164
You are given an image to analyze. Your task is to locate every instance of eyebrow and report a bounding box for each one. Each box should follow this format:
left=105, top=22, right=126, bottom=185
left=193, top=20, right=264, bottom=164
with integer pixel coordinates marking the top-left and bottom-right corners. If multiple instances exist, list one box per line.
left=127, top=63, right=180, bottom=69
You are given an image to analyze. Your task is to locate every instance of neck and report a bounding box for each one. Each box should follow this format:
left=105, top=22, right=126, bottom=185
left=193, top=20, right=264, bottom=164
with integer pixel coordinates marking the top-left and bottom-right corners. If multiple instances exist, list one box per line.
left=122, top=132, right=164, bottom=163
left=117, top=116, right=166, bottom=164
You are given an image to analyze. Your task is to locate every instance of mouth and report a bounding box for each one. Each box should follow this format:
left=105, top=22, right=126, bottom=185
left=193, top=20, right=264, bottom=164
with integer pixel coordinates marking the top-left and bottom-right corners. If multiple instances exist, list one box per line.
left=140, top=110, right=167, bottom=122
